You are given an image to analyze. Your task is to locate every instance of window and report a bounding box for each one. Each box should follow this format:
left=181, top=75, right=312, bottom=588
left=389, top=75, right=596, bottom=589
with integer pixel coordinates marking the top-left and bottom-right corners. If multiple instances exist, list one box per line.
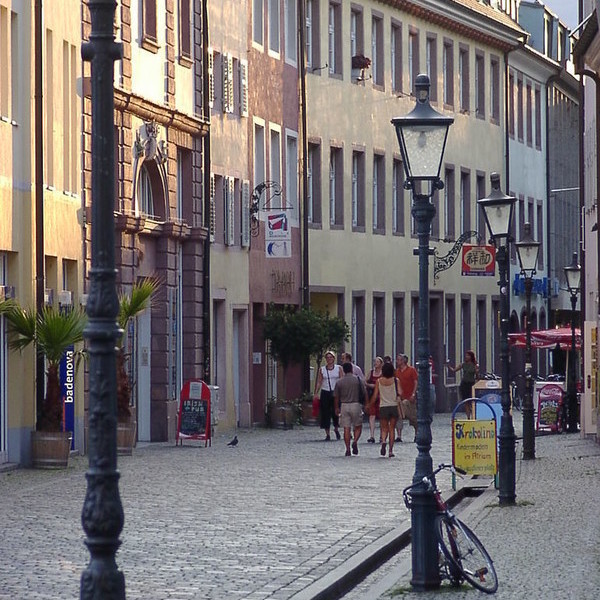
left=461, top=296, right=471, bottom=356
left=177, top=148, right=192, bottom=221
left=459, top=46, right=469, bottom=112
left=445, top=297, right=456, bottom=369
left=350, top=7, right=363, bottom=59
left=535, top=86, right=541, bottom=149
left=351, top=151, right=365, bottom=229
left=137, top=165, right=155, bottom=217
left=444, top=167, right=455, bottom=240
left=45, top=29, right=54, bottom=187
left=329, top=146, right=343, bottom=226
left=408, top=29, right=419, bottom=93
left=285, top=0, right=297, bottom=63
left=253, top=0, right=264, bottom=46
left=268, top=0, right=280, bottom=54
left=426, top=34, right=437, bottom=102
left=372, top=154, right=385, bottom=233
left=371, top=14, right=383, bottom=86
left=306, top=0, right=320, bottom=70
left=476, top=298, right=486, bottom=370
left=475, top=52, right=484, bottom=118
left=443, top=40, right=454, bottom=107
left=0, top=6, right=12, bottom=119
left=526, top=82, right=533, bottom=146
left=270, top=127, right=281, bottom=207
left=240, top=59, right=249, bottom=117
left=254, top=121, right=265, bottom=191
left=222, top=54, right=234, bottom=114
left=537, top=202, right=544, bottom=269
left=490, top=55, right=500, bottom=122
left=476, top=172, right=486, bottom=239
left=391, top=21, right=402, bottom=93
left=178, top=0, right=191, bottom=60
left=142, top=0, right=157, bottom=43
left=286, top=133, right=298, bottom=221
left=328, top=2, right=341, bottom=76
left=62, top=42, right=78, bottom=193
left=517, top=76, right=523, bottom=141
left=372, top=295, right=385, bottom=359
left=460, top=169, right=471, bottom=234
left=224, top=177, right=235, bottom=246
left=307, top=142, right=321, bottom=224
left=392, top=158, right=405, bottom=234
left=392, top=294, right=405, bottom=359
left=508, top=72, right=515, bottom=137
left=352, top=295, right=365, bottom=372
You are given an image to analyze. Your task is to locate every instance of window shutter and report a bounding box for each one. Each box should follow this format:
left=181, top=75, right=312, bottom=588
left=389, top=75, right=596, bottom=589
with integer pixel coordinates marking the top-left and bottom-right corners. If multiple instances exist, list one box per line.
left=222, top=53, right=229, bottom=113
left=241, top=180, right=251, bottom=247
left=224, top=177, right=235, bottom=246
left=240, top=59, right=249, bottom=117
left=208, top=48, right=214, bottom=108
left=209, top=173, right=216, bottom=242
left=227, top=55, right=234, bottom=113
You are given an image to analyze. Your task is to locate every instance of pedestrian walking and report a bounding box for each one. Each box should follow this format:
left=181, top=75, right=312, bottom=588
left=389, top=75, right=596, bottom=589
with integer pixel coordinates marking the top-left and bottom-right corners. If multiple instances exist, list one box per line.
left=341, top=352, right=365, bottom=380
left=369, top=361, right=403, bottom=458
left=447, top=350, right=479, bottom=418
left=334, top=362, right=366, bottom=456
left=395, top=353, right=418, bottom=442
left=365, top=356, right=383, bottom=443
left=313, top=350, right=343, bottom=440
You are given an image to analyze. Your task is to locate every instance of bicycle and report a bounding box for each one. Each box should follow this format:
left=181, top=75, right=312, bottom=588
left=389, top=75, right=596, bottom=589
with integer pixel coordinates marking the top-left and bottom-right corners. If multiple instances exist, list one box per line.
left=402, top=464, right=498, bottom=594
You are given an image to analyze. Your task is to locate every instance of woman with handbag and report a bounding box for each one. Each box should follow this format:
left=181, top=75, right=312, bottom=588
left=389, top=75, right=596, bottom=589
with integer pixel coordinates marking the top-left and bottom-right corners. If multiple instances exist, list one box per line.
left=313, top=350, right=343, bottom=441
left=365, top=356, right=383, bottom=443
left=369, top=361, right=403, bottom=458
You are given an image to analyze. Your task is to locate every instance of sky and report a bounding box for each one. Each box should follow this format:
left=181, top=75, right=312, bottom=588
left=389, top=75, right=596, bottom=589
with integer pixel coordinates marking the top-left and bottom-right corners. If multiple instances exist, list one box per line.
left=541, top=0, right=580, bottom=30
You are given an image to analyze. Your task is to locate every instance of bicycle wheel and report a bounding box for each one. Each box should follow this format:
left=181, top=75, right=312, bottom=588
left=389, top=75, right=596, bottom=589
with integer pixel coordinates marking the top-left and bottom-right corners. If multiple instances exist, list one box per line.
left=436, top=515, right=498, bottom=593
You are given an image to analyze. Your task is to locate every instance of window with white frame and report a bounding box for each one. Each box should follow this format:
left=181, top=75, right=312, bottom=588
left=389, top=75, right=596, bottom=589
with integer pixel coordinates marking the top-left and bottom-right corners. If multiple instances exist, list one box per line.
left=475, top=51, right=484, bottom=118
left=253, top=0, right=264, bottom=46
left=392, top=159, right=405, bottom=234
left=270, top=127, right=281, bottom=208
left=137, top=164, right=155, bottom=216
left=426, top=34, right=437, bottom=102
left=254, top=120, right=266, bottom=192
left=372, top=154, right=385, bottom=233
left=285, top=0, right=297, bottom=63
left=269, top=0, right=280, bottom=55
left=328, top=2, right=341, bottom=76
left=350, top=7, right=363, bottom=59
left=443, top=40, right=453, bottom=106
left=286, top=133, right=298, bottom=221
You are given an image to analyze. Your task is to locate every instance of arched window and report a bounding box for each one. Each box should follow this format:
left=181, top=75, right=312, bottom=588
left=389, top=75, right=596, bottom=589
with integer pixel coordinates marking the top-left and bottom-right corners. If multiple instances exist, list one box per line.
left=136, top=164, right=155, bottom=217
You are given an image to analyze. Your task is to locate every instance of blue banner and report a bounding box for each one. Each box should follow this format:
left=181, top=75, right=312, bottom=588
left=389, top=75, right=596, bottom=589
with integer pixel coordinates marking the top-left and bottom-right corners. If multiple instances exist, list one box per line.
left=60, top=345, right=75, bottom=450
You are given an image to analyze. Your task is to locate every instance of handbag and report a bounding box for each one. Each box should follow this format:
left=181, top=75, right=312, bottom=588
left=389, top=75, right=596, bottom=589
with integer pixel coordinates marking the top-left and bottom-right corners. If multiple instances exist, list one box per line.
left=312, top=396, right=320, bottom=418
left=395, top=378, right=405, bottom=419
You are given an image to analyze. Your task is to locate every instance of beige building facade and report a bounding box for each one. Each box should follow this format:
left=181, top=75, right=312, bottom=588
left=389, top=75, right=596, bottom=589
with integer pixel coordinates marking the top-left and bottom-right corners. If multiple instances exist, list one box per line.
left=305, top=0, right=525, bottom=407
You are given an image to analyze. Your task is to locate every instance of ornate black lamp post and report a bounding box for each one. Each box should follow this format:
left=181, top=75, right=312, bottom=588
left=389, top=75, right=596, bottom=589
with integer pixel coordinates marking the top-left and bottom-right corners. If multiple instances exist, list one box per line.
left=80, top=1, right=125, bottom=598
left=478, top=173, right=516, bottom=506
left=564, top=252, right=581, bottom=433
left=392, top=74, right=453, bottom=590
left=516, top=223, right=540, bottom=460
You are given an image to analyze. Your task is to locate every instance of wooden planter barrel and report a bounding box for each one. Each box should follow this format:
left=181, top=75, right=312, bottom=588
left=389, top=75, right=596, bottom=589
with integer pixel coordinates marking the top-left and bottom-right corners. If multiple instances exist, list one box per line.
left=31, top=430, right=72, bottom=469
left=117, top=420, right=137, bottom=456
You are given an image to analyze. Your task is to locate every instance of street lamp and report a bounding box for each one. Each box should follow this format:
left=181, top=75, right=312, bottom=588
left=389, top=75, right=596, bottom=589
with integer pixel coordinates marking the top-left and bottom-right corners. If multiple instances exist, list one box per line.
left=516, top=223, right=540, bottom=460
left=80, top=1, right=125, bottom=597
left=478, top=173, right=516, bottom=506
left=564, top=251, right=581, bottom=433
left=392, top=73, right=453, bottom=590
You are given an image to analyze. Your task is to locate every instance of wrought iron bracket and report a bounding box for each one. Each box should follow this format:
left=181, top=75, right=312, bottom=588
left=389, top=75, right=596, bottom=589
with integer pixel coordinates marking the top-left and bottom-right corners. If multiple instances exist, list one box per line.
left=249, top=181, right=293, bottom=237
left=433, top=230, right=480, bottom=280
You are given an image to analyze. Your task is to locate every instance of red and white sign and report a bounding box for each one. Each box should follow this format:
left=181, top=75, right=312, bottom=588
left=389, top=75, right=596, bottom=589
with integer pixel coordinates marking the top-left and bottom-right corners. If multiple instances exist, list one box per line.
left=176, top=379, right=212, bottom=446
left=462, top=245, right=495, bottom=276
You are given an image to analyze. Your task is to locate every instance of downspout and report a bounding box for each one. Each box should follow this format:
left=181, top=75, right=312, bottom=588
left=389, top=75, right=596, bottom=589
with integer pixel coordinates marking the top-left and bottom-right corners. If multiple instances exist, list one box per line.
left=202, top=1, right=211, bottom=382
left=298, top=0, right=310, bottom=395
left=34, top=0, right=45, bottom=425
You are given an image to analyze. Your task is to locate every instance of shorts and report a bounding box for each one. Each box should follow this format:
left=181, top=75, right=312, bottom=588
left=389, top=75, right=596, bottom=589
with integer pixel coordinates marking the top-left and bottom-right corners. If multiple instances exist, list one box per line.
left=340, top=402, right=363, bottom=428
left=379, top=405, right=399, bottom=421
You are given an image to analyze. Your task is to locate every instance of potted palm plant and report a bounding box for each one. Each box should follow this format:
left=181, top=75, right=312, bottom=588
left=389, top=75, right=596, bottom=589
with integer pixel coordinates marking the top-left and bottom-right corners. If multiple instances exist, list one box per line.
left=0, top=300, right=87, bottom=468
left=116, top=277, right=159, bottom=454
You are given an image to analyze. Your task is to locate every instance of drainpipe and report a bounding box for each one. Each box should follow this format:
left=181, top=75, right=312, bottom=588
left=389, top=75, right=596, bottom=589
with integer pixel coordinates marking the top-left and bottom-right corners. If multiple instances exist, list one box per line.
left=34, top=0, right=45, bottom=425
left=202, top=0, right=211, bottom=383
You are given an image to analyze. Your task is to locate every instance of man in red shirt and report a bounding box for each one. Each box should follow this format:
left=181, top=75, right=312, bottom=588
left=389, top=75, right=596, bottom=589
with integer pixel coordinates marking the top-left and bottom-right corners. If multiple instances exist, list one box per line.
left=395, top=354, right=418, bottom=442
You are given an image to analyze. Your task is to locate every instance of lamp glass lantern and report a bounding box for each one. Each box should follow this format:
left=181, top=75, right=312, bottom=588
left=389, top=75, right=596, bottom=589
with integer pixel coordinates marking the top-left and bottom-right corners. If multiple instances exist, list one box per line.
left=564, top=252, right=581, bottom=295
left=516, top=223, right=540, bottom=278
left=478, top=174, right=515, bottom=243
left=391, top=74, right=454, bottom=184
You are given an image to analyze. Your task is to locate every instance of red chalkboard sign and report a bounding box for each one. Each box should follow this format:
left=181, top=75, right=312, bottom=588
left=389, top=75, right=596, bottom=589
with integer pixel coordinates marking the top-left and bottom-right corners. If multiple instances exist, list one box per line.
left=535, top=382, right=564, bottom=433
left=176, top=379, right=212, bottom=446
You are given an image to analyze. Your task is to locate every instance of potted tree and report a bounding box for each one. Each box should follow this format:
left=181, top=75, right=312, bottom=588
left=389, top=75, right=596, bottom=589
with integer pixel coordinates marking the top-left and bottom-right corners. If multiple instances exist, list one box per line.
left=0, top=300, right=87, bottom=468
left=115, top=277, right=159, bottom=454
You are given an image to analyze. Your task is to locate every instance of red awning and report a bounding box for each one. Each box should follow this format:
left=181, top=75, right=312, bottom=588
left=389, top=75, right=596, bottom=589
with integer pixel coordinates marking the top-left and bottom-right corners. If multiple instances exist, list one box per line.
left=508, top=327, right=581, bottom=350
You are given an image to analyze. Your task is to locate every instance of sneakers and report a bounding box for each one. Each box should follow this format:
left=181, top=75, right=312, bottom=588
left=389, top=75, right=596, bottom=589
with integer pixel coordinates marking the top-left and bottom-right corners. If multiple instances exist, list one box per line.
left=380, top=443, right=386, bottom=457
left=352, top=441, right=359, bottom=455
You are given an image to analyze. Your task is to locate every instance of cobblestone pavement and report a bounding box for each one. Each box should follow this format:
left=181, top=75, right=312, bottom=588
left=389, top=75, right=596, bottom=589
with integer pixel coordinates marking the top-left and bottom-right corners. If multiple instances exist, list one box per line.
left=343, top=427, right=600, bottom=600
left=1, top=414, right=456, bottom=600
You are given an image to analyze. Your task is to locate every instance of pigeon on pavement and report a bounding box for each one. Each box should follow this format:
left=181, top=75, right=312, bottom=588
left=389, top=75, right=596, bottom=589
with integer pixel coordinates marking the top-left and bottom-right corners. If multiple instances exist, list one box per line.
left=227, top=435, right=238, bottom=447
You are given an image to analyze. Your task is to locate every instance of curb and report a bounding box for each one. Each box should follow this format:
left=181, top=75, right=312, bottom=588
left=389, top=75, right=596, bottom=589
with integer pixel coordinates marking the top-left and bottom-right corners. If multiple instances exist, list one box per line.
left=289, top=486, right=472, bottom=600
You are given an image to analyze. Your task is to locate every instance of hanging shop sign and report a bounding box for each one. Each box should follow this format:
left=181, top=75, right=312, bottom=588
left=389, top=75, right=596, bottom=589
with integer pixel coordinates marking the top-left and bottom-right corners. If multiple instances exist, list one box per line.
left=266, top=213, right=292, bottom=258
left=461, top=244, right=495, bottom=276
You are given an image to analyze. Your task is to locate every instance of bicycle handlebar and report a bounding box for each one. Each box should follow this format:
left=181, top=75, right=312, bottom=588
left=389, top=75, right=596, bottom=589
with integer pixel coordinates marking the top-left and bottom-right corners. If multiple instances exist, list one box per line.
left=402, top=463, right=466, bottom=509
